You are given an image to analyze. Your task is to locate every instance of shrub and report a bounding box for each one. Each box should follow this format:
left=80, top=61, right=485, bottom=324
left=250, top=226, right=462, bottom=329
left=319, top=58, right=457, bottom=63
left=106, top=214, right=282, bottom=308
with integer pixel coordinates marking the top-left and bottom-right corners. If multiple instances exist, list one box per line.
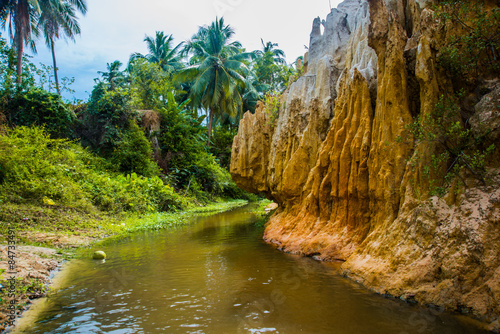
left=78, top=83, right=136, bottom=155
left=0, top=126, right=184, bottom=212
left=110, top=122, right=159, bottom=177
left=435, top=0, right=500, bottom=84
left=0, top=127, right=91, bottom=206
left=263, top=93, right=281, bottom=127
left=401, top=93, right=495, bottom=196
left=5, top=89, right=75, bottom=139
left=209, top=126, right=237, bottom=170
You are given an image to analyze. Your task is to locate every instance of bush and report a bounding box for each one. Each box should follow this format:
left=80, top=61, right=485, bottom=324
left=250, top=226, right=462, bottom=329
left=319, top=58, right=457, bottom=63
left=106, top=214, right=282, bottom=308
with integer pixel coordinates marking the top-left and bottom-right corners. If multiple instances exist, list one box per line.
left=0, top=126, right=184, bottom=212
left=0, top=127, right=92, bottom=206
left=5, top=89, right=75, bottom=139
left=83, top=172, right=184, bottom=212
left=401, top=93, right=495, bottom=196
left=110, top=122, right=159, bottom=177
left=209, top=126, right=237, bottom=170
left=435, top=0, right=500, bottom=84
left=78, top=83, right=136, bottom=155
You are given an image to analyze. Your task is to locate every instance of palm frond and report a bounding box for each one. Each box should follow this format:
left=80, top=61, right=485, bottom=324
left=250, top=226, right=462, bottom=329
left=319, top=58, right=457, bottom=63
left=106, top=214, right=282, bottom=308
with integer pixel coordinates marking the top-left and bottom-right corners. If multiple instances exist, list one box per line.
left=174, top=66, right=201, bottom=84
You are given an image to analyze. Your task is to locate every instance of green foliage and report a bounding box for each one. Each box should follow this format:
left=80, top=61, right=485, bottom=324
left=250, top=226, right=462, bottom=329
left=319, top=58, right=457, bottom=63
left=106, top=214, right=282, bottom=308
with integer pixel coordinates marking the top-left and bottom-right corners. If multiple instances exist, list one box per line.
left=0, top=35, right=76, bottom=139
left=0, top=34, right=76, bottom=97
left=263, top=93, right=281, bottom=126
left=0, top=22, right=279, bottom=212
left=78, top=82, right=136, bottom=155
left=110, top=121, right=159, bottom=177
left=405, top=92, right=495, bottom=196
left=0, top=34, right=17, bottom=95
left=0, top=35, right=44, bottom=94
left=0, top=126, right=96, bottom=207
left=128, top=59, right=174, bottom=110
left=0, top=126, right=184, bottom=212
left=435, top=0, right=500, bottom=84
left=5, top=88, right=75, bottom=138
left=85, top=172, right=184, bottom=213
left=253, top=52, right=295, bottom=94
left=156, top=94, right=206, bottom=174
left=209, top=125, right=237, bottom=170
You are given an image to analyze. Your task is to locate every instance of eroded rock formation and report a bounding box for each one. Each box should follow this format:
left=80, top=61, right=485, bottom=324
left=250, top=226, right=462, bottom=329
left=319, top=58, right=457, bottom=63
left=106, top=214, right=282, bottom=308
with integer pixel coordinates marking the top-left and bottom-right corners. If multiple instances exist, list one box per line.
left=231, top=0, right=500, bottom=329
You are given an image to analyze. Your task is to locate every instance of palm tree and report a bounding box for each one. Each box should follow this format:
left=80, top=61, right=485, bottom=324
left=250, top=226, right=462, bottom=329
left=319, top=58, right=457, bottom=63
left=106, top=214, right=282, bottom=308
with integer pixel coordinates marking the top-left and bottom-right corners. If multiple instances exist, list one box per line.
left=38, top=0, right=87, bottom=95
left=253, top=39, right=291, bottom=93
left=98, top=60, right=126, bottom=91
left=176, top=17, right=255, bottom=144
left=257, top=39, right=286, bottom=65
left=129, top=31, right=183, bottom=73
left=0, top=0, right=43, bottom=85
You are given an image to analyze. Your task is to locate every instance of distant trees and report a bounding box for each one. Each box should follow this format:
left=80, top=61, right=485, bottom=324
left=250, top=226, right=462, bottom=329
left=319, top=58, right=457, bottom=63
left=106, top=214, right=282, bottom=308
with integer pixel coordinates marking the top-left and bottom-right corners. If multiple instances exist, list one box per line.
left=253, top=39, right=294, bottom=93
left=120, top=21, right=300, bottom=146
left=175, top=18, right=255, bottom=143
left=38, top=0, right=87, bottom=95
left=129, top=31, right=184, bottom=73
left=98, top=60, right=126, bottom=91
left=0, top=0, right=87, bottom=88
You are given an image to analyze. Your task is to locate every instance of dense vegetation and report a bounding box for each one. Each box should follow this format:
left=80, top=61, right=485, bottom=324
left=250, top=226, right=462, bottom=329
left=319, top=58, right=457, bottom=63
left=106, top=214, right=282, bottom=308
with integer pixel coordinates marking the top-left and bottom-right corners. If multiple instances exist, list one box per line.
left=0, top=0, right=300, bottom=229
left=399, top=0, right=499, bottom=197
left=0, top=6, right=295, bottom=323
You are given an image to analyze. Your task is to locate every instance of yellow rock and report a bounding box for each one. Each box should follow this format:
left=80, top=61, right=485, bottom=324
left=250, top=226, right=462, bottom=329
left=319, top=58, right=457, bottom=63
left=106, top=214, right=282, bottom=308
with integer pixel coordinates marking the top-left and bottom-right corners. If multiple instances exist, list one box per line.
left=230, top=0, right=500, bottom=324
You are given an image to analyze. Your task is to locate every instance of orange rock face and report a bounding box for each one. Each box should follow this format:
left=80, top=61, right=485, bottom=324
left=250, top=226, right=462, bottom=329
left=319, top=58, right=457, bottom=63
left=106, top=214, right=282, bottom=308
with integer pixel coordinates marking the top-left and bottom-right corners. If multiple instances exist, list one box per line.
left=231, top=0, right=500, bottom=327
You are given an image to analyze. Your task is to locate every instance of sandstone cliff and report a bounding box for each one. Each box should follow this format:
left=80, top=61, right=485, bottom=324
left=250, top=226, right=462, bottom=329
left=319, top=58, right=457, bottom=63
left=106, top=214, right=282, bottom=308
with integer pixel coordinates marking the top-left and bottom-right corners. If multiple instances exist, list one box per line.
left=231, top=0, right=500, bottom=330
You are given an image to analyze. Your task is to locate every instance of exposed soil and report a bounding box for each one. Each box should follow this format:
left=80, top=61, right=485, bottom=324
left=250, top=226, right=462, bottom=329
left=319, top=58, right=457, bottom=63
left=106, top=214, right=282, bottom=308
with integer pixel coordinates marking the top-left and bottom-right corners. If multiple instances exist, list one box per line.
left=0, top=245, right=64, bottom=333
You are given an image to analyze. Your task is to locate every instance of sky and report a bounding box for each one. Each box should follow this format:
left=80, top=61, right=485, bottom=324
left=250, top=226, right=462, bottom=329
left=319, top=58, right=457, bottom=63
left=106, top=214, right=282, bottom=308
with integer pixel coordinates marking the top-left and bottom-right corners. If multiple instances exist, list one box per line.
left=22, top=0, right=343, bottom=101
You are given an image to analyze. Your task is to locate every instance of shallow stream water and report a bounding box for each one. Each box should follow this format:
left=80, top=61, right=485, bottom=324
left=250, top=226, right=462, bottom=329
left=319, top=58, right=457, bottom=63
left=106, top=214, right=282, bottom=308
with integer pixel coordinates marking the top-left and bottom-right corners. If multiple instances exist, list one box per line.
left=18, top=204, right=488, bottom=333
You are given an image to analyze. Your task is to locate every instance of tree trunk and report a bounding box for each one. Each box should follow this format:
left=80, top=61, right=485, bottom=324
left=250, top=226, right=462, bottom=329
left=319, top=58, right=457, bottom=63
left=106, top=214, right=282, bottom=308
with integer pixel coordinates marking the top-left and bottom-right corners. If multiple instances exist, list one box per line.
left=15, top=0, right=23, bottom=87
left=207, top=108, right=214, bottom=146
left=16, top=34, right=23, bottom=86
left=51, top=39, right=60, bottom=95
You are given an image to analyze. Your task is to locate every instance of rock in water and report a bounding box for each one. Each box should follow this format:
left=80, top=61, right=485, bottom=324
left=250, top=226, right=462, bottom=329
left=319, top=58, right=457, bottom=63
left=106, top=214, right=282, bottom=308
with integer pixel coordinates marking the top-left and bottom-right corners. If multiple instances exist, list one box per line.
left=92, top=251, right=106, bottom=260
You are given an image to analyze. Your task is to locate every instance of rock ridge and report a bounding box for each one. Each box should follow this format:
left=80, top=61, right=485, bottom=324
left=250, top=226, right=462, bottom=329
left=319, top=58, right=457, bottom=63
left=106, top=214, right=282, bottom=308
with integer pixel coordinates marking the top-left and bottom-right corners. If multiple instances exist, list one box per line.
left=231, top=0, right=500, bottom=329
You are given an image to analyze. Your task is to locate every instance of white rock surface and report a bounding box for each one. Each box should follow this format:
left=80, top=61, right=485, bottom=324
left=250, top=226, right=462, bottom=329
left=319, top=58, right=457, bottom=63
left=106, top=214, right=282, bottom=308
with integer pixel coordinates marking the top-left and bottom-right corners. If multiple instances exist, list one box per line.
left=293, top=0, right=377, bottom=105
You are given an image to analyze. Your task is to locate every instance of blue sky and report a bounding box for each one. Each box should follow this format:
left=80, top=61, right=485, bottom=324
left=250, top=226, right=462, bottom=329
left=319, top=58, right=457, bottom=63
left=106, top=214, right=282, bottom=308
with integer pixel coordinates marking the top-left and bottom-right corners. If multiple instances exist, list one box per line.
left=20, top=0, right=342, bottom=102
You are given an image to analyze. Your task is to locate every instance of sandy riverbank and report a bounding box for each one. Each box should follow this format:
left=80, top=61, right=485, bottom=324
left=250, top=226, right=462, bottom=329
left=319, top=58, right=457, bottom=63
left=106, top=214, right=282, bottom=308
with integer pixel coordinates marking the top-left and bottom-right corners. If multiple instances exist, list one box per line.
left=0, top=245, right=62, bottom=332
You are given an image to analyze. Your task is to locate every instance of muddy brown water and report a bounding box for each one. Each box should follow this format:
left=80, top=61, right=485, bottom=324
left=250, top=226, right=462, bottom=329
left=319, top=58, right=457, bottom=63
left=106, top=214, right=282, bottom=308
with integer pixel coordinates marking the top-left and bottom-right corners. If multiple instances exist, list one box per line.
left=18, top=204, right=488, bottom=333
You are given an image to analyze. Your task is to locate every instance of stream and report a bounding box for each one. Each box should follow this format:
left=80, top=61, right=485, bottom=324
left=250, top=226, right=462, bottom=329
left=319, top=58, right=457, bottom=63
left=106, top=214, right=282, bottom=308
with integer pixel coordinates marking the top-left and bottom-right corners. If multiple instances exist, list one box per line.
left=18, top=204, right=488, bottom=333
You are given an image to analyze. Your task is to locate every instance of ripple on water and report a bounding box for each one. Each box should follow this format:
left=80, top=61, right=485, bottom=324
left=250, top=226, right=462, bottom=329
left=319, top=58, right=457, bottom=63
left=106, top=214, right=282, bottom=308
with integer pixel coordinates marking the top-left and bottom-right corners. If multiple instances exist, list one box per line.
left=18, top=205, right=491, bottom=334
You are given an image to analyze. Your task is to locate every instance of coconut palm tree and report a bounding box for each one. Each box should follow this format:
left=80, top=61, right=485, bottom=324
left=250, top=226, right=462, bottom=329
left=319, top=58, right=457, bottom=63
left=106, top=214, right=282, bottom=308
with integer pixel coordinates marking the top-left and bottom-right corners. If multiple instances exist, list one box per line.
left=176, top=17, right=255, bottom=144
left=253, top=39, right=292, bottom=93
left=129, top=31, right=184, bottom=73
left=0, top=0, right=43, bottom=85
left=257, top=39, right=286, bottom=65
left=98, top=60, right=126, bottom=91
left=38, top=0, right=87, bottom=95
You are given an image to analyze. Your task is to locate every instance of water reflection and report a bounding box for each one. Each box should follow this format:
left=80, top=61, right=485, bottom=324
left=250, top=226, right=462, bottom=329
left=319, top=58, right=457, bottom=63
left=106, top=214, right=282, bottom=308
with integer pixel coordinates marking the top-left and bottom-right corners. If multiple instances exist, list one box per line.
left=20, top=205, right=488, bottom=333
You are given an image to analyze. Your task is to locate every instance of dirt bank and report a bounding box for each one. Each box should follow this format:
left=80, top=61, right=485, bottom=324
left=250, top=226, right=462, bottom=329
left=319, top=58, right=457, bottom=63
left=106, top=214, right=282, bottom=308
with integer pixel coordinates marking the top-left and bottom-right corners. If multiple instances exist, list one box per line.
left=0, top=245, right=63, bottom=332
